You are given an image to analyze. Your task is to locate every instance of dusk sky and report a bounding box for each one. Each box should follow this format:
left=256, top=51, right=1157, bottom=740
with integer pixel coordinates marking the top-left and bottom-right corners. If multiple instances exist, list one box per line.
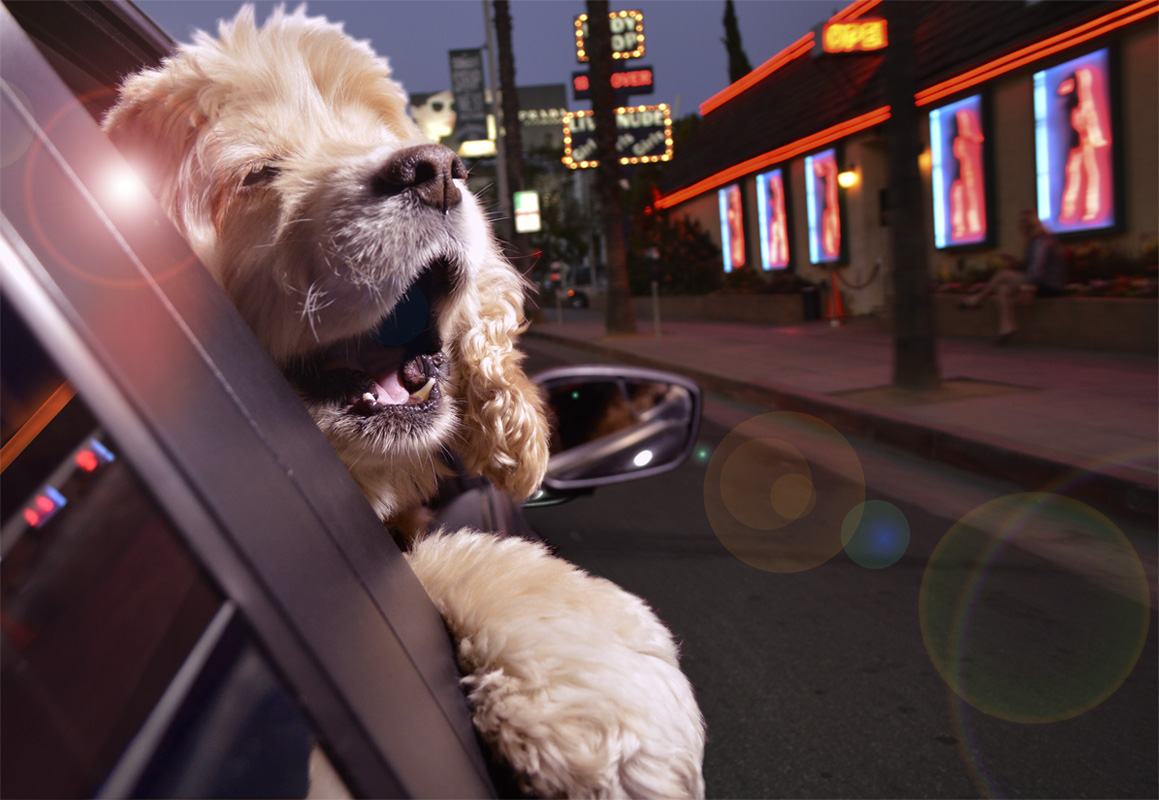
left=136, top=1, right=839, bottom=117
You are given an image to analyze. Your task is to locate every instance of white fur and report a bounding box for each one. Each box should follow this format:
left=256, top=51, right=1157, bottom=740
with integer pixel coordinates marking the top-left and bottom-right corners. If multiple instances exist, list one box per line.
left=407, top=530, right=706, bottom=799
left=104, top=6, right=705, bottom=797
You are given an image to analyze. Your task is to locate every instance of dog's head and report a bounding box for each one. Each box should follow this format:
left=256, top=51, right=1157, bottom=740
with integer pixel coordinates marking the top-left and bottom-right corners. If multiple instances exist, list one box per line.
left=102, top=5, right=548, bottom=520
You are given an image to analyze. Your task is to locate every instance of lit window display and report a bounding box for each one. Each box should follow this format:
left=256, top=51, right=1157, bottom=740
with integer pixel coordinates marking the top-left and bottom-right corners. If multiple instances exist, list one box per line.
left=1034, top=48, right=1116, bottom=233
left=718, top=184, right=746, bottom=272
left=805, top=149, right=842, bottom=264
left=930, top=94, right=989, bottom=248
left=756, top=168, right=790, bottom=270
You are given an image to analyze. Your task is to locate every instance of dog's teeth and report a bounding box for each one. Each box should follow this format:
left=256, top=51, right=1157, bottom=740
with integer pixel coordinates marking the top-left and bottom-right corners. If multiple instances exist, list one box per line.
left=361, top=392, right=377, bottom=404
left=409, top=377, right=436, bottom=404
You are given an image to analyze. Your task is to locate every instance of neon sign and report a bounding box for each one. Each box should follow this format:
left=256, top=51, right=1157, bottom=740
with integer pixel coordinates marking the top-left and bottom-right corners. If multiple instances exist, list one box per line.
left=571, top=66, right=654, bottom=100
left=805, top=149, right=843, bottom=264
left=719, top=184, right=746, bottom=272
left=1034, top=48, right=1116, bottom=233
left=821, top=18, right=888, bottom=53
left=930, top=94, right=989, bottom=248
left=756, top=168, right=790, bottom=270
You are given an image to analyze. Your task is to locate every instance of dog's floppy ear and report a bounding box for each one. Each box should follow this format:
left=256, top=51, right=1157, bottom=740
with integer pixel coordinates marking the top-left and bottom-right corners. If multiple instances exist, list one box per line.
left=447, top=248, right=550, bottom=500
left=101, top=57, right=210, bottom=212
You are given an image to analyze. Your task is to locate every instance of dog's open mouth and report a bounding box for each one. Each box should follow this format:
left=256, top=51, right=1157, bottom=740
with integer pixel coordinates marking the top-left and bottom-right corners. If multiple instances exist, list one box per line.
left=288, top=263, right=450, bottom=418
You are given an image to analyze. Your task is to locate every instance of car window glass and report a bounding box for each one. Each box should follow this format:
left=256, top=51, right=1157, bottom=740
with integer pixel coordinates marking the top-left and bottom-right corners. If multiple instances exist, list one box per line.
left=1, top=303, right=349, bottom=799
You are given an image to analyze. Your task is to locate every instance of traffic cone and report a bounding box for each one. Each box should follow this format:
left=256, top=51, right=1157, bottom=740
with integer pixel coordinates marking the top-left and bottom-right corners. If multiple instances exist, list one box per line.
left=826, top=278, right=845, bottom=327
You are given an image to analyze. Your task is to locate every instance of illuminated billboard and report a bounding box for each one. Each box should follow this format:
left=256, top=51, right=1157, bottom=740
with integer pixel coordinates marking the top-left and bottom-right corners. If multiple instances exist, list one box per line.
left=805, top=148, right=843, bottom=264
left=718, top=184, right=746, bottom=272
left=755, top=168, right=790, bottom=270
left=1034, top=48, right=1117, bottom=233
left=930, top=94, right=990, bottom=249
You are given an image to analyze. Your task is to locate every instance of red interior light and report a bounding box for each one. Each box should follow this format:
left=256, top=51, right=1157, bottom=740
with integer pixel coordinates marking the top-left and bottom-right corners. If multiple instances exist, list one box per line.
left=76, top=450, right=99, bottom=472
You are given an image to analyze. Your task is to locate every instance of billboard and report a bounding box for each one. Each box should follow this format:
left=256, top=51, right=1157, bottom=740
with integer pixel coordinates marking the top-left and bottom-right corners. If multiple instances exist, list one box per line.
left=448, top=49, right=488, bottom=144
left=755, top=168, right=790, bottom=270
left=1034, top=48, right=1117, bottom=234
left=719, top=184, right=746, bottom=272
left=805, top=148, right=843, bottom=264
left=930, top=94, right=990, bottom=249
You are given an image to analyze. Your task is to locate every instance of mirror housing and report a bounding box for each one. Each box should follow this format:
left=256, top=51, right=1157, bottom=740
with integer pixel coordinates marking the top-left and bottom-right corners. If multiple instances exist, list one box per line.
left=527, top=365, right=702, bottom=505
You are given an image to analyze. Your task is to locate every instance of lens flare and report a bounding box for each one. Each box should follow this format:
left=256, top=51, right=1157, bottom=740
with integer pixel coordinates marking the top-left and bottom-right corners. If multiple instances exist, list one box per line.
left=704, top=411, right=865, bottom=573
left=919, top=492, right=1150, bottom=724
left=841, top=500, right=910, bottom=569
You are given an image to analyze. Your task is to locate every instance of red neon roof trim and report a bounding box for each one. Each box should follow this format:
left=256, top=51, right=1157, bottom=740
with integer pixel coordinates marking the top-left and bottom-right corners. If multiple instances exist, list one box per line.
left=916, top=0, right=1157, bottom=106
left=655, top=106, right=891, bottom=209
left=698, top=0, right=879, bottom=116
left=699, top=34, right=813, bottom=116
left=830, top=0, right=882, bottom=24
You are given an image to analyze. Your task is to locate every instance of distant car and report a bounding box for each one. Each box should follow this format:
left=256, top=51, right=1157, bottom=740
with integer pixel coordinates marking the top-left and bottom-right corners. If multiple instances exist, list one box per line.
left=0, top=2, right=700, bottom=797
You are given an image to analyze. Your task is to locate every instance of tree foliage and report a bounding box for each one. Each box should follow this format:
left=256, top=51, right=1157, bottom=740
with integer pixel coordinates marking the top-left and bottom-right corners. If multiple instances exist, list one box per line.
left=722, top=0, right=753, bottom=84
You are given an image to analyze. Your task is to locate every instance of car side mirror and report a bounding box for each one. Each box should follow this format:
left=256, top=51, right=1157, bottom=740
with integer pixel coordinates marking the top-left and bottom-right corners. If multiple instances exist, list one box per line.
left=528, top=365, right=702, bottom=505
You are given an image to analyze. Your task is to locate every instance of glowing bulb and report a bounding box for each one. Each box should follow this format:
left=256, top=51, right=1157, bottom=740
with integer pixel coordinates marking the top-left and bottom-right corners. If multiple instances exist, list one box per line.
left=633, top=450, right=654, bottom=468
left=837, top=169, right=859, bottom=188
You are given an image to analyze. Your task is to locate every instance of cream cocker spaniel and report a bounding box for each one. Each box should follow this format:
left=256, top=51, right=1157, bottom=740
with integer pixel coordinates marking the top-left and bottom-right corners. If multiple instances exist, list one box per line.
left=103, top=6, right=705, bottom=798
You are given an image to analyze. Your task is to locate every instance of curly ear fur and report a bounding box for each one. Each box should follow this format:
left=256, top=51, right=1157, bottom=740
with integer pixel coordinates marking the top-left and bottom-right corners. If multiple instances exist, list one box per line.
left=445, top=244, right=550, bottom=500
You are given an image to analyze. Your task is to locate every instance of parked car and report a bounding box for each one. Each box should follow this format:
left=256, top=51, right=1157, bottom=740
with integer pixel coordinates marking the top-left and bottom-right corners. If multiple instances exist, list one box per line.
left=0, top=2, right=701, bottom=797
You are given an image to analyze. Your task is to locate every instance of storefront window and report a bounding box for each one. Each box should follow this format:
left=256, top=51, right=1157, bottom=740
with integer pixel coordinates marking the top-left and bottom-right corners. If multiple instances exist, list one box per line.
left=930, top=94, right=989, bottom=248
left=1034, top=48, right=1117, bottom=234
left=756, top=168, right=790, bottom=270
left=718, top=184, right=746, bottom=272
left=805, top=149, right=842, bottom=264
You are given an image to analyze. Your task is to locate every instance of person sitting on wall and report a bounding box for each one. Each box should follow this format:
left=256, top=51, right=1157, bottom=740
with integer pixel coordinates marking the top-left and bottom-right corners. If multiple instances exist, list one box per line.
left=959, top=210, right=1067, bottom=344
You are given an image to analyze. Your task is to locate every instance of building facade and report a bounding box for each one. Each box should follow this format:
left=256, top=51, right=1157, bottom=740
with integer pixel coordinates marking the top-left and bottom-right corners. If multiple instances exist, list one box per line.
left=655, top=0, right=1158, bottom=318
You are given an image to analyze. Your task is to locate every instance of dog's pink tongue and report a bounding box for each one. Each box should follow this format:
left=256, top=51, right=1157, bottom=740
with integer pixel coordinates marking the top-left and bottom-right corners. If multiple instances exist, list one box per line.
left=324, top=341, right=410, bottom=405
left=372, top=370, right=411, bottom=405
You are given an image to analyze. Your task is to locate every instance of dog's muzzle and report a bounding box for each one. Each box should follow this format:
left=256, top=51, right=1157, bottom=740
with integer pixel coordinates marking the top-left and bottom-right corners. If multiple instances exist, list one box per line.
left=371, top=143, right=466, bottom=213
left=287, top=261, right=452, bottom=419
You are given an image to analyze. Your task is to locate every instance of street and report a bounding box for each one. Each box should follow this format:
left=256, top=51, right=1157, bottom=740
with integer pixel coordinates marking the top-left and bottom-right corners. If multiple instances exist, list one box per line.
left=522, top=337, right=1158, bottom=799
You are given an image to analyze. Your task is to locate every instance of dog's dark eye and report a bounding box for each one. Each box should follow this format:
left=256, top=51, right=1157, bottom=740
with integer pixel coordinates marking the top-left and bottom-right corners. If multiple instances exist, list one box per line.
left=242, top=163, right=281, bottom=187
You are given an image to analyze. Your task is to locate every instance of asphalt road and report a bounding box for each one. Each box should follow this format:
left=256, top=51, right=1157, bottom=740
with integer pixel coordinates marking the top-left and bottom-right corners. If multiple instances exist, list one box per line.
left=522, top=337, right=1158, bottom=800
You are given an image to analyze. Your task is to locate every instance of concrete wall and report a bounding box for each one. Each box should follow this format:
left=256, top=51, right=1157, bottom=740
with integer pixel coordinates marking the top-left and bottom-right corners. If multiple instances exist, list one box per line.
left=594, top=293, right=1156, bottom=354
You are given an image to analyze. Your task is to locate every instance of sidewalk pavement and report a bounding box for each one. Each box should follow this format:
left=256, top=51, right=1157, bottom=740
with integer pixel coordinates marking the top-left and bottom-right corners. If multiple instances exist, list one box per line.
left=525, top=308, right=1158, bottom=521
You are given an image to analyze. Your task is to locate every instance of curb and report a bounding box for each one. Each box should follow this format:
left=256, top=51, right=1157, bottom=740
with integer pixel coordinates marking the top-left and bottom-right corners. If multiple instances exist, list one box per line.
left=526, top=327, right=1159, bottom=521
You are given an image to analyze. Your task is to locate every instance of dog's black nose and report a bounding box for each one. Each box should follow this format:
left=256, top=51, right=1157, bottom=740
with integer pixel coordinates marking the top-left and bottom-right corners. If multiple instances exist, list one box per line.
left=373, top=144, right=466, bottom=212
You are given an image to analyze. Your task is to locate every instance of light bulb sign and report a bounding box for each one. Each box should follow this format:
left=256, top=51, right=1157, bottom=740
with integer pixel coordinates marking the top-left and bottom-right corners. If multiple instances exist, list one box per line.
left=562, top=104, right=673, bottom=169
left=574, top=10, right=645, bottom=63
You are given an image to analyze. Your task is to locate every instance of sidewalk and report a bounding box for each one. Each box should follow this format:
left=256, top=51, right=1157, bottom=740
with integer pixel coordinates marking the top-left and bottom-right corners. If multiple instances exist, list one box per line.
left=526, top=308, right=1158, bottom=520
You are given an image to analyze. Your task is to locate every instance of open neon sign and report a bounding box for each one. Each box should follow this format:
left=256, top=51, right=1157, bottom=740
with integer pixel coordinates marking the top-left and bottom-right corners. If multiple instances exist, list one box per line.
left=1034, top=48, right=1116, bottom=233
left=821, top=18, right=887, bottom=53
